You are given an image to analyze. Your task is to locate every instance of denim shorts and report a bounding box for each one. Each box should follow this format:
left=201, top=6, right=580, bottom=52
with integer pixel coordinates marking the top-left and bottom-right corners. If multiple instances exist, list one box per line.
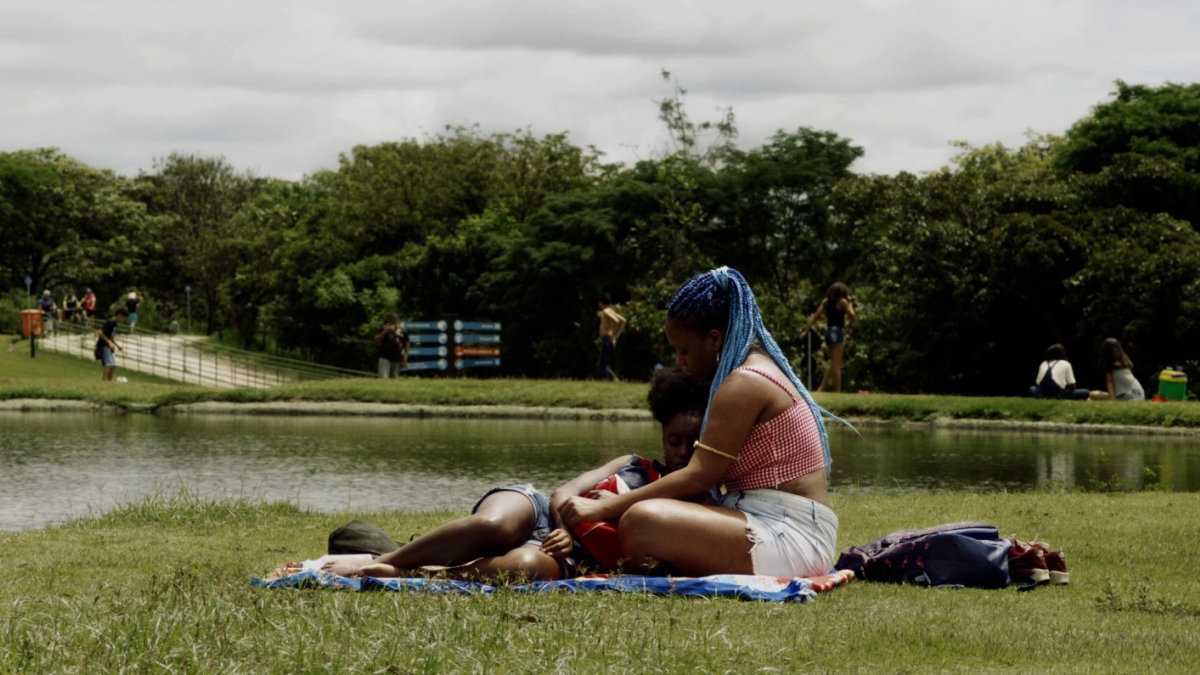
left=472, top=484, right=555, bottom=547
left=128, top=312, right=138, bottom=324
left=100, top=346, right=117, bottom=368
left=1116, top=389, right=1145, bottom=402
left=719, top=488, right=838, bottom=578
left=825, top=326, right=845, bottom=346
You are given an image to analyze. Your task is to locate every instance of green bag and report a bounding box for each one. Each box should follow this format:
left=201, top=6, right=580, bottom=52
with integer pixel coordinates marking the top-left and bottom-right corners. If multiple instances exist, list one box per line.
left=327, top=520, right=401, bottom=556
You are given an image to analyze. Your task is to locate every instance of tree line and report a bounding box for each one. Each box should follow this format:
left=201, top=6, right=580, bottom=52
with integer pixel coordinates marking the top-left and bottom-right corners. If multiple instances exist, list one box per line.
left=3, top=78, right=1198, bottom=395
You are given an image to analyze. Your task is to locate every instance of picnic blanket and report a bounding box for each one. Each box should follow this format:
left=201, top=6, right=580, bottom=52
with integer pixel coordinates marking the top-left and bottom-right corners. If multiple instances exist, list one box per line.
left=251, top=555, right=854, bottom=603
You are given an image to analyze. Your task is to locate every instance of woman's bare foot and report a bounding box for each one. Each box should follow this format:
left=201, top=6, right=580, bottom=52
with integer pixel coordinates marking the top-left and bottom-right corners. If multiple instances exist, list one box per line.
left=351, top=562, right=403, bottom=578
left=321, top=559, right=368, bottom=577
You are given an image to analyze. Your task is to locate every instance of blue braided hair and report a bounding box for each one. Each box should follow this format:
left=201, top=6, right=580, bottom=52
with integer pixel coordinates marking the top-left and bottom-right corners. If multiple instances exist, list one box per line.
left=668, top=266, right=834, bottom=474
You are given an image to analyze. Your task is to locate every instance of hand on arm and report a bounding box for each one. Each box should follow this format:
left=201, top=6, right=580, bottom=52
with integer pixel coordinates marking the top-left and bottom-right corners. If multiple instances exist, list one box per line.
left=543, top=454, right=633, bottom=557
left=549, top=455, right=633, bottom=527
left=840, top=297, right=857, bottom=323
left=558, top=372, right=762, bottom=528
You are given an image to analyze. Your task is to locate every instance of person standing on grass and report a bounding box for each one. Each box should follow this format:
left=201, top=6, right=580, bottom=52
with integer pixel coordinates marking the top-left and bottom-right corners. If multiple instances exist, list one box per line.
left=799, top=282, right=856, bottom=393
left=597, top=293, right=627, bottom=381
left=125, top=292, right=143, bottom=333
left=374, top=314, right=409, bottom=378
left=96, top=308, right=128, bottom=381
left=559, top=267, right=838, bottom=579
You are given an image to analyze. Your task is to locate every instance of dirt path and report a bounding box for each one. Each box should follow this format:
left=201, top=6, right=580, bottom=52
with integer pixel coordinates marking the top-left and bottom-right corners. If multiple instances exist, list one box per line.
left=36, top=332, right=291, bottom=389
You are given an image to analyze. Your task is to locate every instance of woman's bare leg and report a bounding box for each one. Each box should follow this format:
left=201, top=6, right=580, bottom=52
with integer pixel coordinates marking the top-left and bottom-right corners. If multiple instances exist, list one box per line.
left=617, top=499, right=753, bottom=576
left=432, top=544, right=563, bottom=582
left=324, top=491, right=537, bottom=576
left=829, top=343, right=845, bottom=393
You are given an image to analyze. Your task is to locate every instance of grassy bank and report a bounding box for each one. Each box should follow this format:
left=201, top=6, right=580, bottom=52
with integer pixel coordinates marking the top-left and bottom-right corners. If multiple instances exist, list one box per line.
left=3, top=340, right=1199, bottom=429
left=2, top=491, right=1197, bottom=673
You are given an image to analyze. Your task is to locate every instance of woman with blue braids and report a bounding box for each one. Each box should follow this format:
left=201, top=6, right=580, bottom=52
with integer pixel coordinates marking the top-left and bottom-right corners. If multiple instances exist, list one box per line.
left=559, top=267, right=837, bottom=578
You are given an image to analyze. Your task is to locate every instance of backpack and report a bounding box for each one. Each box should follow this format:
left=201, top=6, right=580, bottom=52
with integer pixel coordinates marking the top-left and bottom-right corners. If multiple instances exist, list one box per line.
left=327, top=520, right=401, bottom=557
left=834, top=521, right=1012, bottom=588
left=380, top=328, right=404, bottom=360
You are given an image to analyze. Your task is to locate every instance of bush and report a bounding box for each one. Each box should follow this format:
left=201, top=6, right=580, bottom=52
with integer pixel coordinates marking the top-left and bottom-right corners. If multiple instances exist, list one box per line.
left=0, top=288, right=35, bottom=335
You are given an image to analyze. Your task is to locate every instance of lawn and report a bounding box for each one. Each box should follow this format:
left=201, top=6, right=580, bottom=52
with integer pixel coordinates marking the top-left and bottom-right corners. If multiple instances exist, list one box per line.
left=2, top=490, right=1197, bottom=673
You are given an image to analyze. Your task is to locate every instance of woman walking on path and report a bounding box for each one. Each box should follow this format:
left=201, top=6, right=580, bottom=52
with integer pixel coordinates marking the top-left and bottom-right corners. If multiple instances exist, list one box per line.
left=1089, top=337, right=1144, bottom=401
left=799, top=282, right=856, bottom=393
left=559, top=267, right=838, bottom=579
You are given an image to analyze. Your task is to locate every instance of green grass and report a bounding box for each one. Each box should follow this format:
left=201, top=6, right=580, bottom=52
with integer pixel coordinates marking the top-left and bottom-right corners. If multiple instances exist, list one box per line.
left=4, top=335, right=1200, bottom=429
left=2, top=490, right=1197, bottom=673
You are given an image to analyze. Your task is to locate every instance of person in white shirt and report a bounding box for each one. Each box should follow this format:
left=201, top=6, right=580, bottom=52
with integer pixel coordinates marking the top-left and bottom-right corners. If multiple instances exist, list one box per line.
left=1030, top=344, right=1090, bottom=400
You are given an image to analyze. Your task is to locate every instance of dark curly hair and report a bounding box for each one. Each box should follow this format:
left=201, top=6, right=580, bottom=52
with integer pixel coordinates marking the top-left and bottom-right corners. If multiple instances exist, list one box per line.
left=647, top=366, right=708, bottom=427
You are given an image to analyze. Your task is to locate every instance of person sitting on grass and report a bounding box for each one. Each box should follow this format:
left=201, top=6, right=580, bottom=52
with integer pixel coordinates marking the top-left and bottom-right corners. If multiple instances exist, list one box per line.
left=323, top=366, right=707, bottom=581
left=1029, top=344, right=1090, bottom=400
left=1088, top=337, right=1144, bottom=401
left=559, top=267, right=838, bottom=579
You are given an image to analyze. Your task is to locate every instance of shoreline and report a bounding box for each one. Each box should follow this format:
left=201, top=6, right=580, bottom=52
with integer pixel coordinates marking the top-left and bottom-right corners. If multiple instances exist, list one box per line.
left=3, top=397, right=1199, bottom=436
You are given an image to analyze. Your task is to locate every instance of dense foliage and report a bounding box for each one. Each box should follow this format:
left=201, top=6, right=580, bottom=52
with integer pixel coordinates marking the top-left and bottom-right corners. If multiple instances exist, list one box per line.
left=3, top=80, right=1198, bottom=393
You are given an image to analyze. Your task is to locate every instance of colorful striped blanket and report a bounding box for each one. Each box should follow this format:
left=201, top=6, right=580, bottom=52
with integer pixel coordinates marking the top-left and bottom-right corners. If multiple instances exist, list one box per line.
left=251, top=557, right=854, bottom=603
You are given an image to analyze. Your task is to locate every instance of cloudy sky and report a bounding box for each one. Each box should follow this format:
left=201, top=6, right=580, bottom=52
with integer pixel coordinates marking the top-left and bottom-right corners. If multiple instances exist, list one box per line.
left=3, top=1, right=1198, bottom=180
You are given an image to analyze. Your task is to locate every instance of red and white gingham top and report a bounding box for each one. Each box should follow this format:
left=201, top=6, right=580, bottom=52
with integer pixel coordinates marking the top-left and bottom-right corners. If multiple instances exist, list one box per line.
left=719, top=367, right=825, bottom=491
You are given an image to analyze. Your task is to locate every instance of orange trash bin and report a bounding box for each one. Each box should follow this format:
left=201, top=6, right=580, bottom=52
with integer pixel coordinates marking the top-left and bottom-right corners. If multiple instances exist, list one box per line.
left=20, top=309, right=43, bottom=338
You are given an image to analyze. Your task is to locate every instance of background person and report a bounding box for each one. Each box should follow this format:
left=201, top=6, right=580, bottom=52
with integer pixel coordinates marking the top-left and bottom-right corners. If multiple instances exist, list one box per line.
left=96, top=308, right=128, bottom=381
left=37, top=290, right=58, bottom=336
left=1030, top=344, right=1090, bottom=400
left=1089, top=337, right=1144, bottom=401
left=125, top=291, right=143, bottom=333
left=559, top=267, right=838, bottom=579
left=373, top=314, right=409, bottom=378
left=81, top=288, right=97, bottom=327
left=63, top=289, right=81, bottom=326
left=799, top=282, right=857, bottom=393
left=596, top=293, right=626, bottom=381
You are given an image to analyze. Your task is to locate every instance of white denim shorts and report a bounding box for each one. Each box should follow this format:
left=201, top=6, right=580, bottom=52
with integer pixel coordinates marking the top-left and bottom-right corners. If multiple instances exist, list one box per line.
left=719, top=488, right=838, bottom=578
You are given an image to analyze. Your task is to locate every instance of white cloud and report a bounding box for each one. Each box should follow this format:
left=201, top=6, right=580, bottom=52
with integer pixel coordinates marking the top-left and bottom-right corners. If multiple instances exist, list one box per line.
left=1, top=0, right=1197, bottom=180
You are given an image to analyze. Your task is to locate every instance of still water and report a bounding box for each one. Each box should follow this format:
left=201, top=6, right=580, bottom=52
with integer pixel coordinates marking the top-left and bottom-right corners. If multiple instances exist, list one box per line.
left=2, top=412, right=1198, bottom=531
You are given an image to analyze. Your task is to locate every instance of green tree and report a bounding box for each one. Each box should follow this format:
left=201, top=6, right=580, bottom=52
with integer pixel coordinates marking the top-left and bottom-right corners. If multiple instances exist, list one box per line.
left=0, top=148, right=154, bottom=301
left=138, top=153, right=267, bottom=334
left=1057, top=80, right=1200, bottom=228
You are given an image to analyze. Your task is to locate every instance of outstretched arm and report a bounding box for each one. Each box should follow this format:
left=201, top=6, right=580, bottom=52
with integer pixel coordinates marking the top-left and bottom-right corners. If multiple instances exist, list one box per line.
left=799, top=299, right=828, bottom=338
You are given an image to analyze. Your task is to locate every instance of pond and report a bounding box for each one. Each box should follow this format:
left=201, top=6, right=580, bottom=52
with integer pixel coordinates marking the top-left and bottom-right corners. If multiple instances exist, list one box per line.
left=2, top=412, right=1198, bottom=531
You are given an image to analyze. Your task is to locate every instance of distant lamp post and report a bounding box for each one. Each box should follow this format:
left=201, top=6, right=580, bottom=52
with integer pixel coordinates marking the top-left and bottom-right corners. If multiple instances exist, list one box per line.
left=185, top=285, right=192, bottom=333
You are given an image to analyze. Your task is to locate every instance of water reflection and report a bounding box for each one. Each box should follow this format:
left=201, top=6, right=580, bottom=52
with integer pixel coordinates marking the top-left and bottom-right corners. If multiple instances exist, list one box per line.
left=2, top=413, right=1198, bottom=531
